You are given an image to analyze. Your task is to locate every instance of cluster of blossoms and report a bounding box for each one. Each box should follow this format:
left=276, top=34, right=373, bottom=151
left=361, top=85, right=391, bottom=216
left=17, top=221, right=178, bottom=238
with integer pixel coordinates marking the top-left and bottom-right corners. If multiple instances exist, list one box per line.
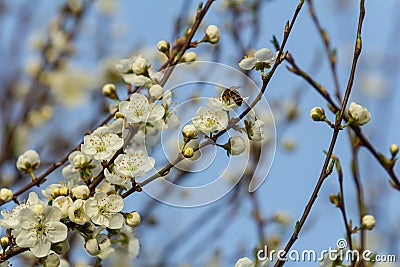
left=310, top=101, right=371, bottom=127
left=179, top=86, right=266, bottom=158
left=0, top=51, right=184, bottom=264
left=0, top=23, right=225, bottom=265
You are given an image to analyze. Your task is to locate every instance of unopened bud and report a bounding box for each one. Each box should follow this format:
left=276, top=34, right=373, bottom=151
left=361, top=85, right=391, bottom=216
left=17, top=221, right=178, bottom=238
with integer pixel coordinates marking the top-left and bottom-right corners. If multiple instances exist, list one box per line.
left=71, top=185, right=89, bottom=199
left=0, top=188, right=13, bottom=202
left=115, top=112, right=124, bottom=119
left=183, top=147, right=194, bottom=158
left=85, top=238, right=100, bottom=256
left=0, top=236, right=9, bottom=249
left=310, top=107, right=326, bottom=121
left=149, top=84, right=164, bottom=99
left=390, top=144, right=399, bottom=157
left=102, top=83, right=117, bottom=99
left=51, top=187, right=61, bottom=199
left=204, top=25, right=220, bottom=44
left=182, top=52, right=196, bottom=62
left=59, top=186, right=69, bottom=196
left=125, top=211, right=141, bottom=227
left=157, top=40, right=170, bottom=53
left=361, top=215, right=376, bottom=230
left=182, top=124, right=199, bottom=142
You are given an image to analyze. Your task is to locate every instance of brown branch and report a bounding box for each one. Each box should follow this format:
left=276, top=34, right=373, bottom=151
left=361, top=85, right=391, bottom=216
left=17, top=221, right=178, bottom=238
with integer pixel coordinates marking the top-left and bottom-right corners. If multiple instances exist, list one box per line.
left=274, top=1, right=365, bottom=266
left=307, top=0, right=342, bottom=100
left=351, top=141, right=366, bottom=266
left=286, top=54, right=400, bottom=188
left=124, top=0, right=305, bottom=198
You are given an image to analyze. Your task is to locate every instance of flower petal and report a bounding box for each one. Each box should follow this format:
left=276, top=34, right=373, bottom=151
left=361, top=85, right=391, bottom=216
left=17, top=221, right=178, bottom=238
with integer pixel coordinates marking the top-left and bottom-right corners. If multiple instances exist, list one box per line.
left=254, top=48, right=274, bottom=62
left=47, top=221, right=68, bottom=243
left=30, top=239, right=52, bottom=258
left=107, top=214, right=124, bottom=229
left=239, top=57, right=257, bottom=70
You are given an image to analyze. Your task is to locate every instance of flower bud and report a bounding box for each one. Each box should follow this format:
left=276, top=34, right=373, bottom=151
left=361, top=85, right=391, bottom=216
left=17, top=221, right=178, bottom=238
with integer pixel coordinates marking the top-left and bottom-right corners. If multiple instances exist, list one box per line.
left=225, top=136, right=246, bottom=156
left=131, top=56, right=149, bottom=75
left=16, top=149, right=40, bottom=173
left=204, top=25, right=220, bottom=44
left=273, top=211, right=290, bottom=226
left=0, top=188, right=13, bottom=202
left=125, top=211, right=141, bottom=227
left=45, top=253, right=60, bottom=267
left=182, top=52, right=196, bottom=62
left=51, top=187, right=60, bottom=199
left=310, top=107, right=326, bottom=121
left=102, top=83, right=117, bottom=99
left=182, top=124, right=199, bottom=142
left=115, top=111, right=124, bottom=119
left=157, top=40, right=170, bottom=53
left=149, top=84, right=164, bottom=99
left=348, top=102, right=371, bottom=126
left=361, top=215, right=376, bottom=230
left=0, top=236, right=9, bottom=250
left=183, top=147, right=194, bottom=158
left=52, top=240, right=70, bottom=254
left=73, top=154, right=91, bottom=167
left=71, top=185, right=90, bottom=199
left=59, top=186, right=69, bottom=196
left=85, top=238, right=100, bottom=256
left=390, top=144, right=399, bottom=157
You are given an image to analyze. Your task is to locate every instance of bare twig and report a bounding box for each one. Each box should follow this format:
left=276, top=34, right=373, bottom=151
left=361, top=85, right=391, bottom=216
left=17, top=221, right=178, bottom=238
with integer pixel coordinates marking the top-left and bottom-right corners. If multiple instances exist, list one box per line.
left=275, top=1, right=365, bottom=266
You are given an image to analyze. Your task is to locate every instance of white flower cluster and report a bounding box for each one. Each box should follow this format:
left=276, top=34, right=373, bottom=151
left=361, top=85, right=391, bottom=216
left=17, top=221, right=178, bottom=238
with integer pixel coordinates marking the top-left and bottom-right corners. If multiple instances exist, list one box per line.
left=1, top=54, right=186, bottom=263
left=183, top=87, right=265, bottom=157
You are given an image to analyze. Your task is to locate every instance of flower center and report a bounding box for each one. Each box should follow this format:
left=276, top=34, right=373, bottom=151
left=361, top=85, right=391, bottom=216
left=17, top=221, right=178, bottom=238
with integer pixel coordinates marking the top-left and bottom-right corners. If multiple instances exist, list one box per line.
left=35, top=222, right=47, bottom=236
left=98, top=206, right=108, bottom=216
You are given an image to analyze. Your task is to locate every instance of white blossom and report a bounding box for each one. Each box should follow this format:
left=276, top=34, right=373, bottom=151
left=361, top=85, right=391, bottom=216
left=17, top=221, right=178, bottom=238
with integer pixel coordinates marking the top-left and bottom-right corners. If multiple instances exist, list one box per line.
left=125, top=211, right=141, bottom=227
left=348, top=102, right=371, bottom=126
left=84, top=192, right=124, bottom=229
left=0, top=192, right=41, bottom=229
left=149, top=84, right=164, bottom=99
left=95, top=180, right=116, bottom=195
left=16, top=149, right=40, bottom=173
left=362, top=215, right=376, bottom=230
left=227, top=136, right=246, bottom=155
left=182, top=124, right=199, bottom=141
left=45, top=253, right=60, bottom=267
left=204, top=25, right=220, bottom=44
left=131, top=55, right=149, bottom=75
left=81, top=126, right=123, bottom=161
left=239, top=48, right=277, bottom=71
left=192, top=107, right=229, bottom=133
left=310, top=107, right=326, bottom=122
left=104, top=169, right=132, bottom=190
left=182, top=51, right=196, bottom=62
left=14, top=204, right=68, bottom=258
left=108, top=118, right=124, bottom=135
left=102, top=83, right=117, bottom=99
left=85, top=238, right=101, bottom=256
left=235, top=257, right=268, bottom=267
left=68, top=199, right=90, bottom=225
left=53, top=196, right=73, bottom=218
left=119, top=93, right=165, bottom=124
left=0, top=188, right=13, bottom=202
left=245, top=112, right=265, bottom=141
left=97, top=234, right=116, bottom=259
left=71, top=185, right=90, bottom=200
left=157, top=40, right=170, bottom=53
left=114, top=151, right=155, bottom=179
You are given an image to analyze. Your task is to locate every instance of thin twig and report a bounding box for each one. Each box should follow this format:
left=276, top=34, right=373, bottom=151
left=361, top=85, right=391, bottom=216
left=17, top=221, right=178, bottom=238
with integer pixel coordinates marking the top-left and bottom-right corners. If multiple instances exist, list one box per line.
left=274, top=1, right=365, bottom=266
